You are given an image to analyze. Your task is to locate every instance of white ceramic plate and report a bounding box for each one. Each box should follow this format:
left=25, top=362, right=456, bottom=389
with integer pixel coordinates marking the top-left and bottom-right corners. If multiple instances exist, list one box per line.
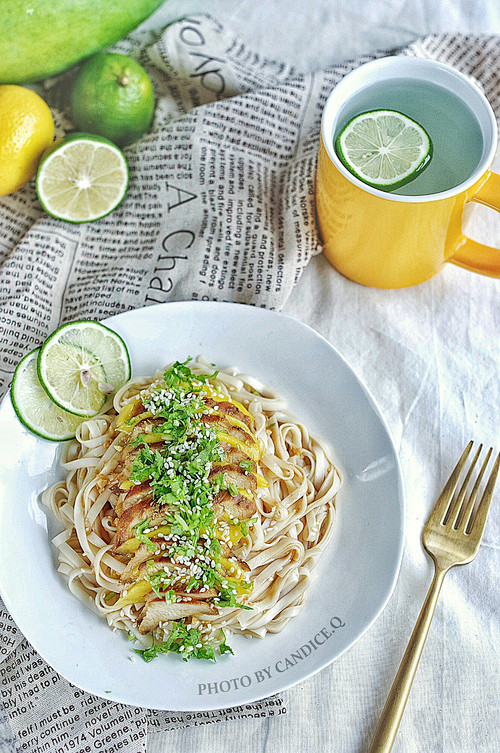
left=0, top=302, right=404, bottom=710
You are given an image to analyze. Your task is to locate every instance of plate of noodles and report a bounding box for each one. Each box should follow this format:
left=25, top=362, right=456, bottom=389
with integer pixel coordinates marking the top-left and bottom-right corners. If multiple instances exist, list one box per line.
left=0, top=302, right=404, bottom=710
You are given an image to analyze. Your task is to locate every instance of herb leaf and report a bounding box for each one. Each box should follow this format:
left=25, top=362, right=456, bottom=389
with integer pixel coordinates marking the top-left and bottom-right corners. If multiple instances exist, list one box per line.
left=132, top=518, right=157, bottom=553
left=219, top=629, right=234, bottom=655
left=239, top=459, right=254, bottom=472
left=134, top=620, right=229, bottom=663
left=123, top=361, right=255, bottom=662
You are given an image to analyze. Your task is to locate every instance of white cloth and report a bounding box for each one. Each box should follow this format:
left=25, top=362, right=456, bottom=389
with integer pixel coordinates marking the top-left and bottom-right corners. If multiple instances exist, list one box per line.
left=146, top=3, right=500, bottom=753
left=0, top=3, right=498, bottom=752
left=150, top=209, right=500, bottom=753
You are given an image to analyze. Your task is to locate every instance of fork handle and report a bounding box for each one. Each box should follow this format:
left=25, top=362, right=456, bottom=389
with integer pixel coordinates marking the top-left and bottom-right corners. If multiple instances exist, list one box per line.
left=368, top=565, right=447, bottom=753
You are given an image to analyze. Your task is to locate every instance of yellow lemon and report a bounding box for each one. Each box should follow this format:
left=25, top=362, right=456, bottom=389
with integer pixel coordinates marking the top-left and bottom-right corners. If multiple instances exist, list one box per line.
left=0, top=85, right=55, bottom=196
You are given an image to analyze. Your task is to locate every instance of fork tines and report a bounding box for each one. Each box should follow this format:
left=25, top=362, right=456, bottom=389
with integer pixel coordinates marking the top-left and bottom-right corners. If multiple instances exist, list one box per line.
left=429, top=441, right=499, bottom=535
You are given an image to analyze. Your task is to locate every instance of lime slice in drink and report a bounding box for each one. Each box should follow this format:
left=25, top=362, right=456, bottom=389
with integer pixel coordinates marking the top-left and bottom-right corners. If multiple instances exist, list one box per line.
left=335, top=110, right=432, bottom=190
left=11, top=349, right=84, bottom=441
left=36, top=133, right=128, bottom=223
left=37, top=320, right=131, bottom=416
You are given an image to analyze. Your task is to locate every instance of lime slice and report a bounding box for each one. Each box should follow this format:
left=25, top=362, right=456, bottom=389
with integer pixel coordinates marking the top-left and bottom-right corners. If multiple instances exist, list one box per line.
left=11, top=349, right=84, bottom=441
left=36, top=133, right=129, bottom=223
left=336, top=110, right=432, bottom=190
left=37, top=320, right=131, bottom=416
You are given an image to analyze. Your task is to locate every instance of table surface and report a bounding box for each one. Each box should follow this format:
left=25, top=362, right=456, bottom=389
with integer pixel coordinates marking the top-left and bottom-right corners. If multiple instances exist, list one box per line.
left=139, top=2, right=500, bottom=753
left=136, top=3, right=500, bottom=752
left=8, top=3, right=497, bottom=752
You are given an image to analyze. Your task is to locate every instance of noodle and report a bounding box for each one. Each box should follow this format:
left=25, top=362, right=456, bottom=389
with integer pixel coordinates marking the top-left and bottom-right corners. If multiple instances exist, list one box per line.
left=42, top=357, right=341, bottom=654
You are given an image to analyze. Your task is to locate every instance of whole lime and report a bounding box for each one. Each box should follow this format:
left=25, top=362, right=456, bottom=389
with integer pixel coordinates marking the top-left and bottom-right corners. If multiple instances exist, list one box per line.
left=70, top=53, right=155, bottom=147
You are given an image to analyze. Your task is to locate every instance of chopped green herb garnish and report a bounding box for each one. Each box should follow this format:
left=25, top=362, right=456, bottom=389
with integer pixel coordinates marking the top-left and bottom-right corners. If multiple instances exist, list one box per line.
left=218, top=629, right=234, bottom=656
left=147, top=568, right=173, bottom=597
left=217, top=586, right=253, bottom=609
left=122, top=361, right=255, bottom=661
left=209, top=537, right=221, bottom=558
left=239, top=459, right=254, bottom=472
left=134, top=621, right=229, bottom=663
left=240, top=516, right=257, bottom=536
left=211, top=472, right=226, bottom=489
left=133, top=518, right=157, bottom=553
left=162, top=358, right=215, bottom=390
left=130, top=445, right=165, bottom=482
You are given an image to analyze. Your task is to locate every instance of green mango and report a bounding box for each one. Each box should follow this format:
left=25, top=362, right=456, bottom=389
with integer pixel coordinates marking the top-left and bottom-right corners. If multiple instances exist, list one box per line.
left=0, top=0, right=164, bottom=83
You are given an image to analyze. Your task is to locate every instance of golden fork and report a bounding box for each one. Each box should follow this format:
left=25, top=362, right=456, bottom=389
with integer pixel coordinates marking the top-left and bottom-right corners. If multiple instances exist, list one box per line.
left=368, top=441, right=499, bottom=753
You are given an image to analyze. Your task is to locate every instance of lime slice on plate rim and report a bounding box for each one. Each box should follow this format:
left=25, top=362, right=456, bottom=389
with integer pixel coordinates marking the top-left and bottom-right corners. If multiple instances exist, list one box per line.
left=36, top=133, right=129, bottom=223
left=335, top=109, right=432, bottom=190
left=11, top=349, right=84, bottom=441
left=37, top=320, right=131, bottom=417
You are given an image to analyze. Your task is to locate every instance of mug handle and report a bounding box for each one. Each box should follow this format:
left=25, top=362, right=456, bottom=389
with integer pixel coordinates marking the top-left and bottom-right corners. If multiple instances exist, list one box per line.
left=450, top=171, right=500, bottom=278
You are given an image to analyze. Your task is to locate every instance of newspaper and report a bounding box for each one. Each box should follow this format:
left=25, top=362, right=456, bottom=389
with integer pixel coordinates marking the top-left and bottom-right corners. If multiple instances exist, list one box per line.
left=0, top=13, right=498, bottom=752
left=0, top=641, right=285, bottom=751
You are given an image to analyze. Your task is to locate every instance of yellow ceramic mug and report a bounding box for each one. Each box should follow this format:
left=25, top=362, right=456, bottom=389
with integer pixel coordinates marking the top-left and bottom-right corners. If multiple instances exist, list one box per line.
left=316, top=57, right=500, bottom=288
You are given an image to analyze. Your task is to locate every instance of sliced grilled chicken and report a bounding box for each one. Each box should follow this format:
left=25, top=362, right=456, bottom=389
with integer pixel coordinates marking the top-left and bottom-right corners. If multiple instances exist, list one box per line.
left=174, top=588, right=218, bottom=600
left=109, top=417, right=166, bottom=486
left=116, top=455, right=258, bottom=518
left=128, top=417, right=166, bottom=442
left=138, top=600, right=216, bottom=634
left=120, top=545, right=167, bottom=582
left=134, top=557, right=225, bottom=592
left=120, top=537, right=246, bottom=583
left=114, top=500, right=168, bottom=549
left=136, top=558, right=180, bottom=581
left=119, top=399, right=144, bottom=421
left=110, top=388, right=258, bottom=615
left=209, top=464, right=257, bottom=492
left=219, top=444, right=254, bottom=466
left=213, top=490, right=256, bottom=521
left=203, top=398, right=253, bottom=428
left=110, top=405, right=255, bottom=497
left=200, top=414, right=254, bottom=444
left=115, top=481, right=154, bottom=516
left=107, top=448, right=142, bottom=495
left=115, top=484, right=256, bottom=550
